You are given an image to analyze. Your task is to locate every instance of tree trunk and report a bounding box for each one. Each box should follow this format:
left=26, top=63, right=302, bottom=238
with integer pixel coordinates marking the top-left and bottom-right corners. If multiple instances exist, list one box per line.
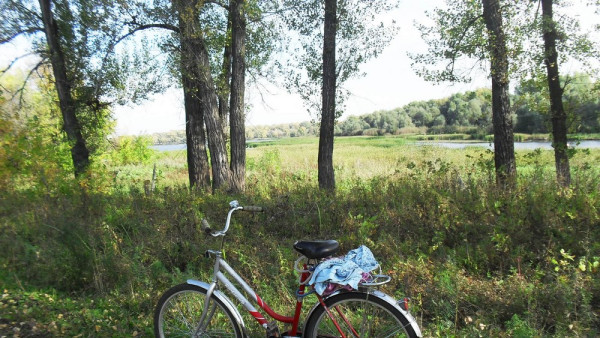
left=175, top=0, right=231, bottom=191
left=229, top=0, right=247, bottom=193
left=318, top=0, right=337, bottom=191
left=176, top=0, right=211, bottom=189
left=481, top=0, right=516, bottom=186
left=541, top=0, right=571, bottom=187
left=39, top=0, right=89, bottom=177
left=218, top=16, right=232, bottom=129
left=197, top=45, right=231, bottom=191
left=182, top=80, right=211, bottom=189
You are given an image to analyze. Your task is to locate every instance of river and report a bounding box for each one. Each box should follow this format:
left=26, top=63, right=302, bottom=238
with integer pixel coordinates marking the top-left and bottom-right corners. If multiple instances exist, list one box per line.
left=416, top=140, right=600, bottom=150
left=151, top=140, right=600, bottom=151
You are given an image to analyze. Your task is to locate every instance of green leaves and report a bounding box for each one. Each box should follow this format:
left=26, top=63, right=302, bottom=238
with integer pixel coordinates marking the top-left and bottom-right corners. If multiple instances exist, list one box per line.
left=108, top=135, right=157, bottom=166
left=279, top=0, right=400, bottom=117
left=0, top=69, right=74, bottom=190
left=412, top=0, right=600, bottom=86
left=411, top=1, right=488, bottom=84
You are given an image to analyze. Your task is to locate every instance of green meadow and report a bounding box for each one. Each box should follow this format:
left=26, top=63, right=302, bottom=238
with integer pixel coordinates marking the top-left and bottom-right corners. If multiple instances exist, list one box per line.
left=2, top=135, right=600, bottom=337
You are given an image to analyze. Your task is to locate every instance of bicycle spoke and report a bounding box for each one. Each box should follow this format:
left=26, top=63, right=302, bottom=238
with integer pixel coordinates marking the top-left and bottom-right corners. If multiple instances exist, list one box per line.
left=155, top=284, right=240, bottom=338
left=333, top=305, right=360, bottom=337
left=317, top=310, right=341, bottom=337
left=195, top=301, right=218, bottom=335
left=306, top=292, right=418, bottom=338
left=174, top=296, right=194, bottom=333
left=359, top=302, right=369, bottom=337
left=378, top=325, right=407, bottom=338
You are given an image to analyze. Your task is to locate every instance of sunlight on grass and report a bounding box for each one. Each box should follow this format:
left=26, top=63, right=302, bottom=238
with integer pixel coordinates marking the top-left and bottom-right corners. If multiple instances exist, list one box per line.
left=3, top=135, right=600, bottom=337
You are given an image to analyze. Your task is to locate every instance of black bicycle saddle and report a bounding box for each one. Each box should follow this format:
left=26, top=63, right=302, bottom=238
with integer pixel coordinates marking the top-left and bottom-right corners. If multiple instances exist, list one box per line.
left=293, top=240, right=339, bottom=259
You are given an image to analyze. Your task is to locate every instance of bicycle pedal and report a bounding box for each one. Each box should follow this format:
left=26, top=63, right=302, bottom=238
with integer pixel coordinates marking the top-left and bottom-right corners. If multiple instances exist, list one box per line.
left=266, top=321, right=281, bottom=337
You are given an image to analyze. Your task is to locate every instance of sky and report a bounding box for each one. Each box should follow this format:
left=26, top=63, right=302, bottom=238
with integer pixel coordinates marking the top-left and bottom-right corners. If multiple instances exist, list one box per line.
left=114, top=0, right=490, bottom=135
left=1, top=1, right=598, bottom=136
left=115, top=0, right=496, bottom=135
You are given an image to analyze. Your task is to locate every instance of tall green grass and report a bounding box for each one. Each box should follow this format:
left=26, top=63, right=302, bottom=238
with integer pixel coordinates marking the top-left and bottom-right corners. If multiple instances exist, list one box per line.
left=2, top=136, right=600, bottom=336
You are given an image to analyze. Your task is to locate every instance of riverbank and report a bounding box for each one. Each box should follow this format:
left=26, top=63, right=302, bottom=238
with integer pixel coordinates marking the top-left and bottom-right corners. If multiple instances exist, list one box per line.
left=152, top=138, right=600, bottom=151
left=150, top=132, right=600, bottom=146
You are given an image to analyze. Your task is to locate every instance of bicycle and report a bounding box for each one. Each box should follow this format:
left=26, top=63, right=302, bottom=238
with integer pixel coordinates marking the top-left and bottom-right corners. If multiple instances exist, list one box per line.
left=153, top=200, right=422, bottom=337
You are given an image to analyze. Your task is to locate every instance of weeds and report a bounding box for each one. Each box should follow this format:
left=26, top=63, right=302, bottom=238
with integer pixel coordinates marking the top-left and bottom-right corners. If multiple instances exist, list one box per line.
left=1, top=137, right=600, bottom=336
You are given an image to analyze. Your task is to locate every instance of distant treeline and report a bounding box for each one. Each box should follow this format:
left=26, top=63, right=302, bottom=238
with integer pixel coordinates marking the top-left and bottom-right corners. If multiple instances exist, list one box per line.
left=150, top=81, right=600, bottom=144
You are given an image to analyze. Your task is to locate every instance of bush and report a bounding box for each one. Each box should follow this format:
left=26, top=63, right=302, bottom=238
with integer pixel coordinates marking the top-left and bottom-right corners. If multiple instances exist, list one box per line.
left=108, top=136, right=156, bottom=166
left=2, top=139, right=600, bottom=336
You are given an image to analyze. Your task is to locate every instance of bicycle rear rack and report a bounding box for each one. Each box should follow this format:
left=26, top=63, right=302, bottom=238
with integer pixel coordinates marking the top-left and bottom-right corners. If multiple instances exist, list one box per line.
left=359, top=274, right=392, bottom=287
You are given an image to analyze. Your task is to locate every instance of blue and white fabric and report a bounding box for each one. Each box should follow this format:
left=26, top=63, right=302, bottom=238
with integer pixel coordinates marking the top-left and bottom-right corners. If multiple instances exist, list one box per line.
left=308, top=245, right=378, bottom=295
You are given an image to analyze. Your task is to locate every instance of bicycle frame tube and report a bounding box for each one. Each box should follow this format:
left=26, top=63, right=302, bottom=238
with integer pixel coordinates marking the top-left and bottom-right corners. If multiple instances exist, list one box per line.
left=290, top=264, right=312, bottom=336
left=186, top=279, right=246, bottom=334
left=317, top=296, right=348, bottom=338
left=213, top=256, right=299, bottom=329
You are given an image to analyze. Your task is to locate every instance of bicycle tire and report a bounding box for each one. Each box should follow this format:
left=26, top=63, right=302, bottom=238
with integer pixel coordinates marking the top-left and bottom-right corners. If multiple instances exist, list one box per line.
left=304, top=291, right=419, bottom=338
left=154, top=283, right=243, bottom=338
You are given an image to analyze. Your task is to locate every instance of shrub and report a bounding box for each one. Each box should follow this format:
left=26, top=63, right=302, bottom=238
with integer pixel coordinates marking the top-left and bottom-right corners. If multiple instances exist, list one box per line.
left=108, top=136, right=156, bottom=166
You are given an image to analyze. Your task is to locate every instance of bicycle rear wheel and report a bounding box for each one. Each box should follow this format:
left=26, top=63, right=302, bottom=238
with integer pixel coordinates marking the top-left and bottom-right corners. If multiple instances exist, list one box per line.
left=154, top=283, right=242, bottom=338
left=304, top=291, right=419, bottom=337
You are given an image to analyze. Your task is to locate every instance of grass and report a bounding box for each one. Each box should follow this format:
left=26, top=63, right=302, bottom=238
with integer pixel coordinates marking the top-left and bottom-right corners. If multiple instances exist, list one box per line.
left=0, top=288, right=153, bottom=337
left=2, top=135, right=600, bottom=337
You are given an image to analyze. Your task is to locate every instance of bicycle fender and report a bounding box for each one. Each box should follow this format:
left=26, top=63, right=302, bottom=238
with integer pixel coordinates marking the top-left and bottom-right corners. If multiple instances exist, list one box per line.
left=186, top=279, right=247, bottom=335
left=304, top=290, right=422, bottom=337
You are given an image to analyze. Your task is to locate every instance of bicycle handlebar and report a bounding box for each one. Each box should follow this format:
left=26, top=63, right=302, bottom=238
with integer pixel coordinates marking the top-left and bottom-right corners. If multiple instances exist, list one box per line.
left=202, top=200, right=263, bottom=237
left=242, top=205, right=263, bottom=212
left=201, top=218, right=213, bottom=235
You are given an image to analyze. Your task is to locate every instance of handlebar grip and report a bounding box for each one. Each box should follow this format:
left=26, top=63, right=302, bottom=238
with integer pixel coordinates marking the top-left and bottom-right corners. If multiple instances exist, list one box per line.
left=242, top=205, right=263, bottom=212
left=201, top=219, right=212, bottom=234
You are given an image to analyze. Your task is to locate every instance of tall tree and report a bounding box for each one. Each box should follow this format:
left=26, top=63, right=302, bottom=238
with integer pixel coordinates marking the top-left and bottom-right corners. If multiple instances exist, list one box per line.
left=541, top=0, right=570, bottom=187
left=115, top=0, right=218, bottom=189
left=482, top=0, right=516, bottom=184
left=120, top=0, right=277, bottom=191
left=281, top=0, right=399, bottom=190
left=318, top=0, right=337, bottom=190
left=1, top=0, right=165, bottom=178
left=229, top=0, right=247, bottom=192
left=174, top=0, right=212, bottom=189
left=217, top=16, right=232, bottom=128
left=174, top=0, right=231, bottom=190
left=412, top=0, right=517, bottom=185
left=38, top=0, right=89, bottom=176
left=513, top=0, right=599, bottom=186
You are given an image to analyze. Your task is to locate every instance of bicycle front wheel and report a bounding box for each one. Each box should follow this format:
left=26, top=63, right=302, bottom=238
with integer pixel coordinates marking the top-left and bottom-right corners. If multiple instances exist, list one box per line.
left=304, top=291, right=419, bottom=338
left=154, top=283, right=242, bottom=338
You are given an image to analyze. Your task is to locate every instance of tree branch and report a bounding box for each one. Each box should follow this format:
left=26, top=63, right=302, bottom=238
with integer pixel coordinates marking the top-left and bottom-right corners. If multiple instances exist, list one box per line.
left=1, top=53, right=37, bottom=75
left=444, top=14, right=484, bottom=78
left=0, top=27, right=44, bottom=44
left=11, top=0, right=43, bottom=22
left=10, top=60, right=44, bottom=107
left=205, top=0, right=229, bottom=10
left=92, top=23, right=180, bottom=97
left=113, top=23, right=180, bottom=54
left=561, top=74, right=573, bottom=92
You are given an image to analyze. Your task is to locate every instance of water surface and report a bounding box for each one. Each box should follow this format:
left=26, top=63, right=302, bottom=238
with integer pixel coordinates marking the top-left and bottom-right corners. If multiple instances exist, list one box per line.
left=416, top=140, right=600, bottom=150
left=152, top=140, right=600, bottom=151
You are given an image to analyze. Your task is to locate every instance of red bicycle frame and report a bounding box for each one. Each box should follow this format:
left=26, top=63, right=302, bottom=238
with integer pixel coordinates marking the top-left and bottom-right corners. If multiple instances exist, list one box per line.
left=209, top=254, right=324, bottom=336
